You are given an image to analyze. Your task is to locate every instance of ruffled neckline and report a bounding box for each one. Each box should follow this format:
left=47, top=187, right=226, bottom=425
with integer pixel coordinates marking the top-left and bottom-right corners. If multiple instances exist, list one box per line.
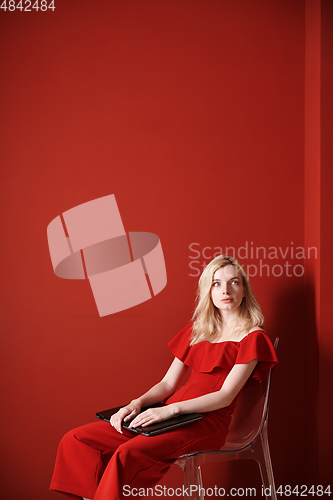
left=185, top=339, right=240, bottom=373
left=202, top=329, right=264, bottom=345
left=168, top=326, right=277, bottom=375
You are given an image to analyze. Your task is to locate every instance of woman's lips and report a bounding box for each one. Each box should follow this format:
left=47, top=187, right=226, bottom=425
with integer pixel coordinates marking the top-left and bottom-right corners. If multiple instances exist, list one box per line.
left=221, top=298, right=233, bottom=303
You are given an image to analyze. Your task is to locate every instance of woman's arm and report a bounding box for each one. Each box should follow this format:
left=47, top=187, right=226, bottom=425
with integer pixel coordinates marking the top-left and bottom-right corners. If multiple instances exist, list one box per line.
left=131, top=357, right=188, bottom=409
left=128, top=358, right=258, bottom=429
left=110, top=357, right=187, bottom=433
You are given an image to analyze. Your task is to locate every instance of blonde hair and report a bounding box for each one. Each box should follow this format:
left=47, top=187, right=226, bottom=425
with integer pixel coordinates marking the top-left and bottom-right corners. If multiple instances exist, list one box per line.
left=191, top=255, right=264, bottom=345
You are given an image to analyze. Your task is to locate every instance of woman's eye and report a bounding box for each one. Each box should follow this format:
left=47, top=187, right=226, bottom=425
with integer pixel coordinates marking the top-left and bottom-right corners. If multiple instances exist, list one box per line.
left=212, top=282, right=220, bottom=287
left=231, top=280, right=239, bottom=285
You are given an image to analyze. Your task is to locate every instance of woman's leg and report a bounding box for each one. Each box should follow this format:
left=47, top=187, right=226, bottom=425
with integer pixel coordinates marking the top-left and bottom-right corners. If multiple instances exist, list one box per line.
left=50, top=420, right=136, bottom=499
left=51, top=412, right=231, bottom=500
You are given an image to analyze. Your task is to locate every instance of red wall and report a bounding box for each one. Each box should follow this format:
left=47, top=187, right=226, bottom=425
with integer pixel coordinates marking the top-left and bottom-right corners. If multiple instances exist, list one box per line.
left=319, top=0, right=333, bottom=485
left=0, top=1, right=330, bottom=499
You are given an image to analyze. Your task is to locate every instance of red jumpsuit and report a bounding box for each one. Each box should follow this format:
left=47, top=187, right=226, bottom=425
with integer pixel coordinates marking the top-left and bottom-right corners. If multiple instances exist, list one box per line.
left=50, top=324, right=278, bottom=499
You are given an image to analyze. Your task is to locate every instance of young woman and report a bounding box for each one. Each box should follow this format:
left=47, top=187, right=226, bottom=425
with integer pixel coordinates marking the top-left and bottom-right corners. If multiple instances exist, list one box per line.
left=50, top=255, right=278, bottom=500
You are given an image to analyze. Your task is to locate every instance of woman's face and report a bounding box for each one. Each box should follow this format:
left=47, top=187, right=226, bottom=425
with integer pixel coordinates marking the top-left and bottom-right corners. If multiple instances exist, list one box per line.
left=211, top=265, right=245, bottom=313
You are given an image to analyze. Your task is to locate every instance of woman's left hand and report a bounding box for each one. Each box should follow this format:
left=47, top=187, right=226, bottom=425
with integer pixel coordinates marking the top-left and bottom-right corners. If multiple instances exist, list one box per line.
left=128, top=404, right=178, bottom=428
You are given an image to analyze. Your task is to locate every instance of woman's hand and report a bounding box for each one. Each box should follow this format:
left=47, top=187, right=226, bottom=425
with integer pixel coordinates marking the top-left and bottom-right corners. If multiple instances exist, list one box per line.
left=128, top=404, right=178, bottom=429
left=110, top=400, right=142, bottom=434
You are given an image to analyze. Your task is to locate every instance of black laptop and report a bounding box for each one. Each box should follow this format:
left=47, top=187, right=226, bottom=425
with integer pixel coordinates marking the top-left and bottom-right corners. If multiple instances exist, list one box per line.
left=96, top=404, right=202, bottom=437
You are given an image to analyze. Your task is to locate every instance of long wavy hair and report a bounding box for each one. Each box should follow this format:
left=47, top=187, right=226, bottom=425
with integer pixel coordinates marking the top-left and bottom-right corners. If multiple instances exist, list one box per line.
left=191, top=255, right=264, bottom=345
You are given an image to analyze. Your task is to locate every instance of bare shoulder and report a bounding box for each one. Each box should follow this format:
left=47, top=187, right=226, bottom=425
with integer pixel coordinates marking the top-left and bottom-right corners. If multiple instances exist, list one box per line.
left=248, top=327, right=265, bottom=333
left=239, top=327, right=266, bottom=341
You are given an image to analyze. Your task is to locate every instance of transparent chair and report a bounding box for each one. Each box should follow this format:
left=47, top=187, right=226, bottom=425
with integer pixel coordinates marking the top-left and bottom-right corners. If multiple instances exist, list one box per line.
left=175, top=338, right=279, bottom=500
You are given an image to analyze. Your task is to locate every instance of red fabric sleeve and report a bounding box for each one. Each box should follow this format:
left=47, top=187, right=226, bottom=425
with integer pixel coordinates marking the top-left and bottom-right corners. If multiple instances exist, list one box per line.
left=235, top=330, right=279, bottom=382
left=167, top=323, right=193, bottom=362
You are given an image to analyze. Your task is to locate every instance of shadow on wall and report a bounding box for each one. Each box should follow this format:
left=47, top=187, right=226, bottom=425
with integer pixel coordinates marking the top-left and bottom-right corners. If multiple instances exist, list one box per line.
left=215, top=278, right=319, bottom=489
left=269, top=280, right=319, bottom=486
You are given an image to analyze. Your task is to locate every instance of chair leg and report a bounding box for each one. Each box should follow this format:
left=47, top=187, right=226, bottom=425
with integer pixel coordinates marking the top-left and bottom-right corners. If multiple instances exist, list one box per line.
left=183, top=456, right=205, bottom=500
left=253, top=424, right=277, bottom=500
